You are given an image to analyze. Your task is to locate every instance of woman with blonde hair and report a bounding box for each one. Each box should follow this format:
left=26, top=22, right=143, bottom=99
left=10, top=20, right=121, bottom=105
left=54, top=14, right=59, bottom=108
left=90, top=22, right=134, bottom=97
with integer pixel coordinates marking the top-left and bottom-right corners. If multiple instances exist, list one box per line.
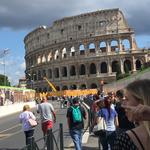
left=19, top=104, right=36, bottom=148
left=113, top=79, right=150, bottom=150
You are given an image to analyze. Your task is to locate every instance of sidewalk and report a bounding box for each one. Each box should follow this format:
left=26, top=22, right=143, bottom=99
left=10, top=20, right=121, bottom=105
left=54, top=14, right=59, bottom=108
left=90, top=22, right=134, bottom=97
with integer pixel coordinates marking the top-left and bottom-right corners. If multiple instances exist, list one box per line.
left=0, top=101, right=36, bottom=118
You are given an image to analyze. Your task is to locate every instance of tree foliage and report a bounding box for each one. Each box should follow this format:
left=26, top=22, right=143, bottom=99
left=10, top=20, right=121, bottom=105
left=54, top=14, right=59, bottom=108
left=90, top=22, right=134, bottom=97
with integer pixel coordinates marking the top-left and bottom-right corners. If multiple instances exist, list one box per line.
left=0, top=74, right=11, bottom=86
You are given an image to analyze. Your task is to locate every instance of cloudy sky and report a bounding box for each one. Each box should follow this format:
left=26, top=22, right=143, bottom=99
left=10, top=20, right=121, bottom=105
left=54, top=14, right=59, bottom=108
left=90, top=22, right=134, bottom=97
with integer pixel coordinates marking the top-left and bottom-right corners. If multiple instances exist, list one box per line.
left=0, top=0, right=150, bottom=85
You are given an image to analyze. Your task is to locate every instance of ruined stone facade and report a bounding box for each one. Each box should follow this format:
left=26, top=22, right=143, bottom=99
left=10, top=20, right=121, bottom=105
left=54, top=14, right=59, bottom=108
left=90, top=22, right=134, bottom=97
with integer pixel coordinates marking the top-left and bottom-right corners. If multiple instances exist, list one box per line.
left=24, top=8, right=149, bottom=92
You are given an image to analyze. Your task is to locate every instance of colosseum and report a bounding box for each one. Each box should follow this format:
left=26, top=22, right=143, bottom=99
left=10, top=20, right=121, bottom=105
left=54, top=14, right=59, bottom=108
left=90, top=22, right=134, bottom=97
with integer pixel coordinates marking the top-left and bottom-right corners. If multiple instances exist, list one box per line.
left=24, top=8, right=149, bottom=92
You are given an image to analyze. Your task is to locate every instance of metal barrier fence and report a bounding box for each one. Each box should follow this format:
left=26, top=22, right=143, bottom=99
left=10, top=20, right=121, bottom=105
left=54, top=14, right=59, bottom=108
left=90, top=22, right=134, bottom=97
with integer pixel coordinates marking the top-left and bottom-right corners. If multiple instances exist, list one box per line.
left=20, top=123, right=64, bottom=150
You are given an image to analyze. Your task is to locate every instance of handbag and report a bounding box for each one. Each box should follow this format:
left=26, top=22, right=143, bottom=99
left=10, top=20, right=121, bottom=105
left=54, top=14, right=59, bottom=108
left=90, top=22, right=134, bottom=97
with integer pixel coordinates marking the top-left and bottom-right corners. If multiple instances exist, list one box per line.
left=93, top=110, right=106, bottom=136
left=28, top=118, right=38, bottom=127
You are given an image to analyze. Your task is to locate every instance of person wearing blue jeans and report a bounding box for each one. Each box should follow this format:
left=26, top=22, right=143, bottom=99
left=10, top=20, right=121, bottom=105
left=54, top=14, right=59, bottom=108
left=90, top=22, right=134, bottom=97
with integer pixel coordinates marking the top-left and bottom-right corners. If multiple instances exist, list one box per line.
left=67, top=97, right=87, bottom=150
left=70, top=129, right=83, bottom=150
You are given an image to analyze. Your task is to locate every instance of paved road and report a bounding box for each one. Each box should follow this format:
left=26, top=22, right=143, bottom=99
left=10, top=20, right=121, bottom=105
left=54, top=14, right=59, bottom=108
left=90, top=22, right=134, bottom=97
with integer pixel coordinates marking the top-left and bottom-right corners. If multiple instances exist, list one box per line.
left=0, top=100, right=99, bottom=150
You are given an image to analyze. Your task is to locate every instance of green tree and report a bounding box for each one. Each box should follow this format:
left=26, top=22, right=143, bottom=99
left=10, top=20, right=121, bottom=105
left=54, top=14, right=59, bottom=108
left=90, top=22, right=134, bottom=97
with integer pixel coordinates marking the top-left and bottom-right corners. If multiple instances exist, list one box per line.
left=0, top=74, right=11, bottom=86
left=124, top=63, right=129, bottom=74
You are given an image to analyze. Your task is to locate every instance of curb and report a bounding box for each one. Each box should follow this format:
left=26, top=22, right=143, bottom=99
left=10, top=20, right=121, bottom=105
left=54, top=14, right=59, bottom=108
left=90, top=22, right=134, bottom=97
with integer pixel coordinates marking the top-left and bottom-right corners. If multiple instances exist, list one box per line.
left=0, top=101, right=36, bottom=118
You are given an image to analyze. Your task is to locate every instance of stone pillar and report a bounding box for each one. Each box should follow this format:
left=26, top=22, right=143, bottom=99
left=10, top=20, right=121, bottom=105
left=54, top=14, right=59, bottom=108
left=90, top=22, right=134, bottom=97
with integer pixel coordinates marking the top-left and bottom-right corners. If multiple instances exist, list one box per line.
left=106, top=40, right=111, bottom=53
left=96, top=63, right=100, bottom=76
left=120, top=59, right=125, bottom=74
left=132, top=56, right=136, bottom=72
left=108, top=60, right=112, bottom=74
left=67, top=65, right=70, bottom=79
left=118, top=38, right=123, bottom=52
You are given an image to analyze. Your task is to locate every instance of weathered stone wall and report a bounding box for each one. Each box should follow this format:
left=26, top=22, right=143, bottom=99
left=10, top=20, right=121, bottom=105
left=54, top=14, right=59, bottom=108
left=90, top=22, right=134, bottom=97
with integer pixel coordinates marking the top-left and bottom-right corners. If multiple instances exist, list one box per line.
left=24, top=8, right=149, bottom=92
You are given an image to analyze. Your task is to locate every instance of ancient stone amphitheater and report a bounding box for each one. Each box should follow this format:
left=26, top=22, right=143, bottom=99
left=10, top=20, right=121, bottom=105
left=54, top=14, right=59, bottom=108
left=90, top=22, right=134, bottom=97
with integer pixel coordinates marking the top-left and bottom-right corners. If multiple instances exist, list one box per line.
left=24, top=8, right=149, bottom=92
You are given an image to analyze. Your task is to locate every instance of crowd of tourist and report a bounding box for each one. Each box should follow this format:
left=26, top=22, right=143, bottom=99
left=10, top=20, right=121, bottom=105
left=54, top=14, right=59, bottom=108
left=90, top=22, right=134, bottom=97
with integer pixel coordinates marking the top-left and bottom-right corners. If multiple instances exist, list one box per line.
left=19, top=79, right=150, bottom=150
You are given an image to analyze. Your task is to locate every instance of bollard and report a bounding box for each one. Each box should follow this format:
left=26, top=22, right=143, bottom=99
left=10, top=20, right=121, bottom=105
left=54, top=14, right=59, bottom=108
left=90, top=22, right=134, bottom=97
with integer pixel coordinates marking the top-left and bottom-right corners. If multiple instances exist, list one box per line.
left=47, top=129, right=54, bottom=150
left=60, top=123, right=64, bottom=150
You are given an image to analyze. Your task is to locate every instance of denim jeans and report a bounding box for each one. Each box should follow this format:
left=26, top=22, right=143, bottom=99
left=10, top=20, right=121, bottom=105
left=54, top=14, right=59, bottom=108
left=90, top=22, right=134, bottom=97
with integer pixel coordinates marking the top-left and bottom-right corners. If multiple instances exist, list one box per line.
left=70, top=129, right=83, bottom=150
left=100, top=130, right=116, bottom=150
left=24, top=129, right=34, bottom=146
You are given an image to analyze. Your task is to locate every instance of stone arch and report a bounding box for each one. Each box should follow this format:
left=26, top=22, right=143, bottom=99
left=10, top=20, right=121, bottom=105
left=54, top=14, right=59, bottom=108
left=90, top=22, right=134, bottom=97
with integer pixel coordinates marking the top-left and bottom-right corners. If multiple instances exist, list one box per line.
left=62, top=66, right=67, bottom=77
left=99, top=41, right=106, bottom=52
left=70, top=84, right=77, bottom=89
left=54, top=50, right=59, bottom=60
left=62, top=85, right=68, bottom=90
left=89, top=43, right=96, bottom=53
left=43, top=87, right=47, bottom=92
left=42, top=69, right=46, bottom=78
left=42, top=55, right=46, bottom=63
left=80, top=84, right=86, bottom=89
left=70, top=46, right=75, bottom=56
left=122, top=39, right=130, bottom=50
left=91, top=83, right=97, bottom=89
left=136, top=59, right=142, bottom=70
left=79, top=44, right=85, bottom=55
left=37, top=56, right=41, bottom=64
left=112, top=60, right=121, bottom=73
left=101, top=62, right=107, bottom=73
left=90, top=63, right=96, bottom=74
left=79, top=64, right=86, bottom=75
left=70, top=65, right=76, bottom=76
left=54, top=68, right=59, bottom=78
left=124, top=59, right=132, bottom=73
left=111, top=40, right=119, bottom=52
left=62, top=48, right=67, bottom=58
left=47, top=52, right=52, bottom=61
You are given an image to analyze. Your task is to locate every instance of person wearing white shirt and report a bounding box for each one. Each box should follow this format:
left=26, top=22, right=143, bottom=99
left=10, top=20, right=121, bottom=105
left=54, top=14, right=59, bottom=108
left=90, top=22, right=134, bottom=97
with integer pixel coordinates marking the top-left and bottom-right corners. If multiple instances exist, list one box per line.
left=19, top=104, right=36, bottom=148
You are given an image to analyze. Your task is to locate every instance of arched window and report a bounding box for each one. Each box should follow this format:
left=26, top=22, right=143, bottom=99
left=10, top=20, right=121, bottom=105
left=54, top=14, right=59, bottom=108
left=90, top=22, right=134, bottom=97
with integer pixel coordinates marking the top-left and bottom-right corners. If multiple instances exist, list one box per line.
left=90, top=63, right=96, bottom=74
left=101, top=62, right=107, bottom=73
left=79, top=64, right=86, bottom=75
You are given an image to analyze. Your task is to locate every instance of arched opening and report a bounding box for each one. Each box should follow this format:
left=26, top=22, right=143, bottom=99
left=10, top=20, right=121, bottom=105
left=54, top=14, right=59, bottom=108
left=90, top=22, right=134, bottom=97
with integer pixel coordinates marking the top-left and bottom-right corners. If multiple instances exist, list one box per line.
left=62, top=48, right=67, bottom=58
left=111, top=40, right=119, bottom=52
left=54, top=50, right=59, bottom=60
left=124, top=60, right=132, bottom=73
left=47, top=52, right=52, bottom=61
left=79, top=64, right=86, bottom=75
left=91, top=83, right=97, bottom=89
left=48, top=69, right=52, bottom=79
left=122, top=39, right=130, bottom=51
left=70, top=65, right=76, bottom=76
left=71, top=46, right=75, bottom=57
left=90, top=63, right=96, bottom=74
left=79, top=44, right=85, bottom=55
left=89, top=43, right=95, bottom=53
left=54, top=68, right=59, bottom=78
left=42, top=55, right=46, bottom=63
left=70, top=84, right=77, bottom=90
left=136, top=59, right=142, bottom=70
left=80, top=84, right=86, bottom=89
left=62, top=86, right=68, bottom=90
left=43, top=87, right=47, bottom=93
left=112, top=61, right=121, bottom=75
left=101, top=62, right=107, bottom=73
left=99, top=41, right=106, bottom=52
left=62, top=66, right=67, bottom=77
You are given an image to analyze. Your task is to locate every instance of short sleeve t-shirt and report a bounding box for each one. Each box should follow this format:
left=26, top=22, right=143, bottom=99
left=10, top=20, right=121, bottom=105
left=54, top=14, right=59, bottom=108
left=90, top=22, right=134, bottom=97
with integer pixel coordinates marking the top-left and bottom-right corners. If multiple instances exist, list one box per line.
left=98, top=107, right=117, bottom=131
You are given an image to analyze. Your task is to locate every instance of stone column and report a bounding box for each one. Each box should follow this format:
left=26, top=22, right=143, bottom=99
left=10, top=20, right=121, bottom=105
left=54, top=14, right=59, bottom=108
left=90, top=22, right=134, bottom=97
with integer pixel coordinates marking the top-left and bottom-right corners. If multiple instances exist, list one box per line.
left=106, top=40, right=111, bottom=53
left=120, top=59, right=125, bottom=74
left=118, top=38, right=123, bottom=52
left=132, top=56, right=136, bottom=72
left=108, top=59, right=112, bottom=74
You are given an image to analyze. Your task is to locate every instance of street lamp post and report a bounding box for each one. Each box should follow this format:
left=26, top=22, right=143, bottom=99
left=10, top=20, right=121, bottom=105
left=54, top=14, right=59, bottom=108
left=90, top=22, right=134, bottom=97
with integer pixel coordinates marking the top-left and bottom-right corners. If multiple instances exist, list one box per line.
left=0, top=49, right=10, bottom=86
